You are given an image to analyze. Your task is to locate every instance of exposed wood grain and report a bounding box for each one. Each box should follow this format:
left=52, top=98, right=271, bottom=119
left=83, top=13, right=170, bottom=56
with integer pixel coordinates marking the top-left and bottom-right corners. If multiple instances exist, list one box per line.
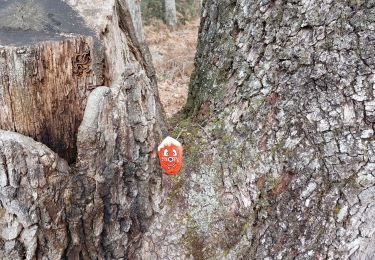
left=0, top=37, right=104, bottom=163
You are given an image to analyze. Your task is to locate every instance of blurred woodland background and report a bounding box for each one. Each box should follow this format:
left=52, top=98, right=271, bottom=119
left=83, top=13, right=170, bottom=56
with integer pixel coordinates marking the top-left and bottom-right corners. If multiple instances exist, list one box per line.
left=141, top=0, right=200, bottom=24
left=141, top=0, right=201, bottom=117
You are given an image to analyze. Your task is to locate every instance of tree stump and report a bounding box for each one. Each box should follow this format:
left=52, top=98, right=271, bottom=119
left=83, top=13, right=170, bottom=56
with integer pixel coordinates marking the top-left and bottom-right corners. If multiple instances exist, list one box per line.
left=0, top=0, right=105, bottom=163
left=0, top=0, right=165, bottom=259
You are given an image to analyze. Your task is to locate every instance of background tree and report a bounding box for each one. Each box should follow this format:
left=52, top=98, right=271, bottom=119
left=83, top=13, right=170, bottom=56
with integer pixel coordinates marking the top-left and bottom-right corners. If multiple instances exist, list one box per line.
left=164, top=0, right=177, bottom=30
left=141, top=0, right=200, bottom=25
left=126, top=0, right=146, bottom=43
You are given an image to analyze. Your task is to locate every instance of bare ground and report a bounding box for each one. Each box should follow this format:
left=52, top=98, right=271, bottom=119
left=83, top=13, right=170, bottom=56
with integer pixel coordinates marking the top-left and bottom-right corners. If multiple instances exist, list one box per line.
left=144, top=19, right=199, bottom=117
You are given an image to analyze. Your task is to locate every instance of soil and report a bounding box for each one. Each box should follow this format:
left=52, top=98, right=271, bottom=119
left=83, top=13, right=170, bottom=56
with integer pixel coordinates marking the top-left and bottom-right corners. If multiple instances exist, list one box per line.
left=144, top=19, right=200, bottom=117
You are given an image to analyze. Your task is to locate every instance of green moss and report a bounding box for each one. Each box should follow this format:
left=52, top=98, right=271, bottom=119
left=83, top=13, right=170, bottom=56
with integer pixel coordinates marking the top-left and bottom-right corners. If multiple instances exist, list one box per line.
left=333, top=204, right=341, bottom=216
left=170, top=118, right=202, bottom=151
left=342, top=172, right=360, bottom=189
left=211, top=120, right=226, bottom=140
left=183, top=215, right=205, bottom=260
left=241, top=221, right=251, bottom=235
left=168, top=115, right=211, bottom=178
left=166, top=173, right=187, bottom=206
left=273, top=6, right=285, bottom=24
left=270, top=140, right=286, bottom=156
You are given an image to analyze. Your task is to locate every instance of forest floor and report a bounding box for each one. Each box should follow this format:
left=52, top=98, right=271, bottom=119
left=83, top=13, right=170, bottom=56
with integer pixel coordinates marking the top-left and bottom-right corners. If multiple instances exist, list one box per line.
left=144, top=19, right=200, bottom=117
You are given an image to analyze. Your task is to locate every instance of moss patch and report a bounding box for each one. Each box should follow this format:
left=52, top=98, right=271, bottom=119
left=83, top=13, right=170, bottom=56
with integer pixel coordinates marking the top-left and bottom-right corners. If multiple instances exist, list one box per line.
left=183, top=215, right=205, bottom=259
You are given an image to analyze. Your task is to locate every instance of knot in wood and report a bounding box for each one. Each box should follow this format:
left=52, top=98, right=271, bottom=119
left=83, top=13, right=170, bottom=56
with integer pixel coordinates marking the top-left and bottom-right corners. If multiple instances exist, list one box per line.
left=72, top=44, right=91, bottom=76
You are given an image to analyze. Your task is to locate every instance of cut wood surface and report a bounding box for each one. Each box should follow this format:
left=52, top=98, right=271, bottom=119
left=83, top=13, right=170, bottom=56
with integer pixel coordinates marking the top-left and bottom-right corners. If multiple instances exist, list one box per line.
left=0, top=38, right=104, bottom=163
left=0, top=0, right=105, bottom=162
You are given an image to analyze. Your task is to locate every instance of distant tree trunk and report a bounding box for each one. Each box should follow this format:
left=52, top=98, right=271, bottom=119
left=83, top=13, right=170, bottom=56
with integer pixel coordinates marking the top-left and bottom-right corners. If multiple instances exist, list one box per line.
left=197, top=0, right=202, bottom=9
left=126, top=0, right=146, bottom=43
left=164, top=0, right=177, bottom=30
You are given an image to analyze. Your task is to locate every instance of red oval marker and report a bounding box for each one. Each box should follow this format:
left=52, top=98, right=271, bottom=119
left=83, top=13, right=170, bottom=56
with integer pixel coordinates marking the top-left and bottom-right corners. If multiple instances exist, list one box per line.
left=158, top=136, right=183, bottom=175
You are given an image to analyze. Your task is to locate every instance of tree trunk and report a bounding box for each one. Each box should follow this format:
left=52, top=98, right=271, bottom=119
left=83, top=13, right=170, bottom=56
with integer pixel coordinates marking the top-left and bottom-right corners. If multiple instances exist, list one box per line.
left=125, top=0, right=146, bottom=44
left=137, top=0, right=375, bottom=259
left=164, top=0, right=177, bottom=30
left=0, top=0, right=165, bottom=259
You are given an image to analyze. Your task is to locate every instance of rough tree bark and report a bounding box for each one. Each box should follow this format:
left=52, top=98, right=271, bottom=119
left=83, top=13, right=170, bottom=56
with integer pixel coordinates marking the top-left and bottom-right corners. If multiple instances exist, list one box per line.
left=165, top=0, right=177, bottom=30
left=136, top=0, right=375, bottom=259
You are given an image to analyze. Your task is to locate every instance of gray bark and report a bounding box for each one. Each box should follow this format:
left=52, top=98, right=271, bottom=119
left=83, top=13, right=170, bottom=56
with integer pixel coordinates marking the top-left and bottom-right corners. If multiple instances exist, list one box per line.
left=138, top=0, right=375, bottom=259
left=165, top=0, right=177, bottom=30
left=0, top=131, right=70, bottom=259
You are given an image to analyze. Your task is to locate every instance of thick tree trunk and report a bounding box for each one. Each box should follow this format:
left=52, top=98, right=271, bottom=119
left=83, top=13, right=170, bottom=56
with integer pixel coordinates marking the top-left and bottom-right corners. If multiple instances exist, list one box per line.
left=137, top=0, right=375, bottom=259
left=164, top=0, right=177, bottom=30
left=0, top=0, right=165, bottom=259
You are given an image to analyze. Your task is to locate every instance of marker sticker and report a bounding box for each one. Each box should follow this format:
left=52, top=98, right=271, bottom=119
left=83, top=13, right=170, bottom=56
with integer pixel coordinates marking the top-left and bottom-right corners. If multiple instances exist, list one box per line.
left=158, top=136, right=183, bottom=175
